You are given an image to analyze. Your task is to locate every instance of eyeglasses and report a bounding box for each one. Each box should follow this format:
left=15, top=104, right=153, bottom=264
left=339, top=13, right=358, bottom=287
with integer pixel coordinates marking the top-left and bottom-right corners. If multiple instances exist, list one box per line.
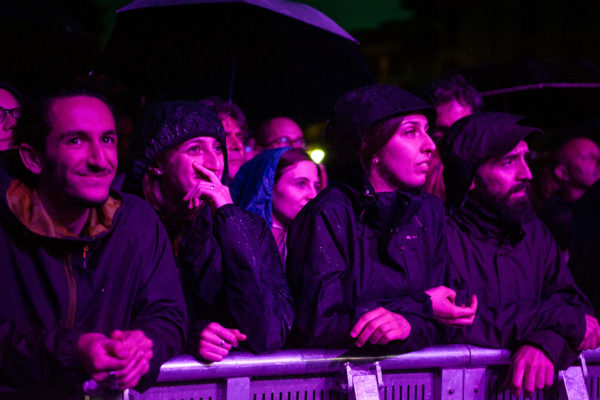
left=266, top=136, right=307, bottom=149
left=0, top=106, right=21, bottom=123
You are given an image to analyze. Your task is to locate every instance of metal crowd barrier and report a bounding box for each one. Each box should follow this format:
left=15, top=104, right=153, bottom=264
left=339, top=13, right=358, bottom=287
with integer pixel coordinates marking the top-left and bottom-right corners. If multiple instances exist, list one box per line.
left=87, top=345, right=600, bottom=400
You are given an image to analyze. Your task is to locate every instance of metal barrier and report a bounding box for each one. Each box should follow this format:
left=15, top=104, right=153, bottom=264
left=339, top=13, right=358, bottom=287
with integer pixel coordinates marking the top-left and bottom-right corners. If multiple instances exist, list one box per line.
left=87, top=346, right=600, bottom=400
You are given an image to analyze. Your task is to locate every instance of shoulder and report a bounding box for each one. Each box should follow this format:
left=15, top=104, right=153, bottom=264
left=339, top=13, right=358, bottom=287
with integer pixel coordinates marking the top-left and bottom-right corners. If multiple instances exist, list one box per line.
left=300, top=185, right=353, bottom=220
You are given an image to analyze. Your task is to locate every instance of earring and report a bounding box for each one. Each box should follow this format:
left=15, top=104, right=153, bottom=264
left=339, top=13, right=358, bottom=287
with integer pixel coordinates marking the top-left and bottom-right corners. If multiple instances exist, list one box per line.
left=372, top=157, right=380, bottom=165
left=149, top=167, right=163, bottom=176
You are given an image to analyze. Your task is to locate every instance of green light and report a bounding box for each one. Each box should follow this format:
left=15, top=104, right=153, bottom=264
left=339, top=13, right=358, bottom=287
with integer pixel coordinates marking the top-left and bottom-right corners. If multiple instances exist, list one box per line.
left=310, top=149, right=325, bottom=164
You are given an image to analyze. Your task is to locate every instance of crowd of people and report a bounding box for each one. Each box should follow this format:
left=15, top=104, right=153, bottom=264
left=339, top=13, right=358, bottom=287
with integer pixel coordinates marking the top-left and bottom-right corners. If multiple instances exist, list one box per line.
left=0, top=75, right=599, bottom=399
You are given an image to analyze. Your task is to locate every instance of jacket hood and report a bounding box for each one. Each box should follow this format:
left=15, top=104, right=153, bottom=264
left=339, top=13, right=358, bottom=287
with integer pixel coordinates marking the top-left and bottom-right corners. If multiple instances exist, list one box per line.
left=325, top=84, right=435, bottom=193
left=123, top=100, right=228, bottom=196
left=440, top=112, right=542, bottom=210
left=230, top=147, right=290, bottom=228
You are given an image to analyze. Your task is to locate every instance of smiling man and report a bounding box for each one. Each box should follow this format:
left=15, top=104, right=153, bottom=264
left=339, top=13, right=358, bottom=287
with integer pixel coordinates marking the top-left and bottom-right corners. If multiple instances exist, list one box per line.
left=440, top=112, right=600, bottom=397
left=0, top=90, right=186, bottom=396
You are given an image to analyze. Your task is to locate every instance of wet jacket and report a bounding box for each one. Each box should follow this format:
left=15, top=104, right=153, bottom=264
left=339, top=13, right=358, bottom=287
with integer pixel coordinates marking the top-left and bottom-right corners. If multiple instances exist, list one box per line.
left=177, top=203, right=294, bottom=355
left=447, top=197, right=591, bottom=369
left=0, top=166, right=187, bottom=394
left=286, top=184, right=447, bottom=350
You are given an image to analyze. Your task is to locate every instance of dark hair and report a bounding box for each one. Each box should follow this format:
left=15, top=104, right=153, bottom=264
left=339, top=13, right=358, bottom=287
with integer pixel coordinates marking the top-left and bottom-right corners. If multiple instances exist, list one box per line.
left=359, top=115, right=404, bottom=170
left=0, top=81, right=23, bottom=105
left=200, top=95, right=249, bottom=138
left=428, top=73, right=483, bottom=112
left=13, top=88, right=113, bottom=153
left=274, top=147, right=313, bottom=183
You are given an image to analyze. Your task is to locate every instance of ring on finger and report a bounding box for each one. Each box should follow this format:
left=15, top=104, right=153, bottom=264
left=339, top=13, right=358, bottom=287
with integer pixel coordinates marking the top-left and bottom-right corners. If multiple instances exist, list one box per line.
left=219, top=339, right=225, bottom=347
left=210, top=184, right=215, bottom=190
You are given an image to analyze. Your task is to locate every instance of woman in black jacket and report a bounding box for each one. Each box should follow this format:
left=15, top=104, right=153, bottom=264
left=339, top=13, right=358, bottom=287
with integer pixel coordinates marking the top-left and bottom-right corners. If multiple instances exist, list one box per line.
left=124, top=101, right=294, bottom=362
left=286, top=84, right=475, bottom=351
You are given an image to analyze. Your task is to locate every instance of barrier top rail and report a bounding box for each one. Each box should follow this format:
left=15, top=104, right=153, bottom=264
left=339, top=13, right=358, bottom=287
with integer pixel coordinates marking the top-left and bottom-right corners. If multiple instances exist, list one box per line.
left=156, top=345, right=517, bottom=382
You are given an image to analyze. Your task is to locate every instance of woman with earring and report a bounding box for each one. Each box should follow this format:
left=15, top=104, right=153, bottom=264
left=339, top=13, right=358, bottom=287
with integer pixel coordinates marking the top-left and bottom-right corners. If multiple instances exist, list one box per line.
left=286, top=85, right=476, bottom=350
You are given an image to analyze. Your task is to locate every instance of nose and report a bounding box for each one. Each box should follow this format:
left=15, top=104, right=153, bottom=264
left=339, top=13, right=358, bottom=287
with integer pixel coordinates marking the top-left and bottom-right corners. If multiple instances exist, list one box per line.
left=87, top=141, right=110, bottom=169
left=421, top=130, right=436, bottom=154
left=202, top=148, right=224, bottom=174
left=517, top=160, right=533, bottom=181
left=227, top=135, right=243, bottom=152
left=3, top=114, right=17, bottom=132
left=306, top=183, right=318, bottom=200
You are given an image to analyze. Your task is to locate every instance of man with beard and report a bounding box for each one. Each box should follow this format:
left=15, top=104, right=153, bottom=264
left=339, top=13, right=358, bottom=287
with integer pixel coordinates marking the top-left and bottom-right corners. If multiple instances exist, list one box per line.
left=0, top=90, right=187, bottom=396
left=439, top=112, right=600, bottom=397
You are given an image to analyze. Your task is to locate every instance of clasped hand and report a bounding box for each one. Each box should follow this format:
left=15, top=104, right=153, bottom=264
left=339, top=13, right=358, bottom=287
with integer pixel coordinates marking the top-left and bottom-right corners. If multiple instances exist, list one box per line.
left=77, top=330, right=154, bottom=390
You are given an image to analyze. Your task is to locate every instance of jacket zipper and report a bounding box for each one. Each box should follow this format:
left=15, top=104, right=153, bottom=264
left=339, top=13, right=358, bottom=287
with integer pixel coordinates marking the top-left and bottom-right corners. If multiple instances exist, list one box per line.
left=64, top=254, right=77, bottom=329
left=83, top=244, right=88, bottom=269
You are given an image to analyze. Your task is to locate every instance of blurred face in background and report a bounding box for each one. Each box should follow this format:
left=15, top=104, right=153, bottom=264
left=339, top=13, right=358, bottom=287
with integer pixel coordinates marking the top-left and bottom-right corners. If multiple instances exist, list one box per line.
left=220, top=115, right=246, bottom=179
left=0, top=88, right=20, bottom=151
left=272, top=160, right=320, bottom=228
left=259, top=117, right=306, bottom=149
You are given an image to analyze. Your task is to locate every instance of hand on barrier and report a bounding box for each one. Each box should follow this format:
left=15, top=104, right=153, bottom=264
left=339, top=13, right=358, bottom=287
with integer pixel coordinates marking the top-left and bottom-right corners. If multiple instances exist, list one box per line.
left=505, top=344, right=554, bottom=397
left=425, top=285, right=477, bottom=327
left=109, top=330, right=154, bottom=389
left=578, top=314, right=600, bottom=351
left=198, top=322, right=247, bottom=362
left=350, top=307, right=411, bottom=347
left=77, top=330, right=154, bottom=390
left=183, top=162, right=233, bottom=211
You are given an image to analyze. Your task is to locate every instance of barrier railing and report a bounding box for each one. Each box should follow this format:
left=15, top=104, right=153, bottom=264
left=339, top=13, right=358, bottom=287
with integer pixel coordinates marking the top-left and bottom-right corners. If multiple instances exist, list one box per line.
left=87, top=346, right=600, bottom=400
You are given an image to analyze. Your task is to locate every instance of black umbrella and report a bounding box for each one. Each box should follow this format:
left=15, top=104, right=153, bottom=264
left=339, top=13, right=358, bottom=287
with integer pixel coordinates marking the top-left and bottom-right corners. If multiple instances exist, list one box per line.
left=0, top=0, right=97, bottom=95
left=460, top=59, right=600, bottom=130
left=94, top=0, right=375, bottom=126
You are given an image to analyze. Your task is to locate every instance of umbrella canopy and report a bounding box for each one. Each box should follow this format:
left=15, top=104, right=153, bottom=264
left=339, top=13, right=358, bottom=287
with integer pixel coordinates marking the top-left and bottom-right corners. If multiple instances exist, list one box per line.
left=94, top=0, right=375, bottom=126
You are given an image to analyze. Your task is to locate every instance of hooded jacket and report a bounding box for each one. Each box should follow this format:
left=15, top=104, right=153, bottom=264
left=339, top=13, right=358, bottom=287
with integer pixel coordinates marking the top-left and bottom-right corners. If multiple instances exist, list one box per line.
left=124, top=101, right=294, bottom=356
left=440, top=113, right=592, bottom=369
left=0, top=156, right=187, bottom=395
left=286, top=85, right=446, bottom=350
left=230, top=147, right=291, bottom=257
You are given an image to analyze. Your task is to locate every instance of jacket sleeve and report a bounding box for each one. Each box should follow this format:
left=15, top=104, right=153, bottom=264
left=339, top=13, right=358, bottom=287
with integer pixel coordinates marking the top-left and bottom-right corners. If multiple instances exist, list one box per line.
left=213, top=205, right=294, bottom=353
left=287, top=201, right=438, bottom=351
left=129, top=210, right=188, bottom=387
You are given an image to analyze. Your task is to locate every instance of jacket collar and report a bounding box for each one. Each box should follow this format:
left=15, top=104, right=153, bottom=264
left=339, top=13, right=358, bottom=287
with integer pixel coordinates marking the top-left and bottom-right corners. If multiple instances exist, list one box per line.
left=341, top=183, right=424, bottom=232
left=6, top=179, right=122, bottom=240
left=452, top=195, right=525, bottom=244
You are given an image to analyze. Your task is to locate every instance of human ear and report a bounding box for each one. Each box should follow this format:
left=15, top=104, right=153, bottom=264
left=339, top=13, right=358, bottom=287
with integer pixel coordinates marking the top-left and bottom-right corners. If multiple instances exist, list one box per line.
left=148, top=160, right=164, bottom=176
left=18, top=144, right=43, bottom=175
left=554, top=164, right=569, bottom=182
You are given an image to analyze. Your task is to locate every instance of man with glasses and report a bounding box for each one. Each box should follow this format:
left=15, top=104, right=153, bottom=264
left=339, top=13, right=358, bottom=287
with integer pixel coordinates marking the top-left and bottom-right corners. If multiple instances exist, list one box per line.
left=256, top=116, right=307, bottom=151
left=0, top=82, right=22, bottom=151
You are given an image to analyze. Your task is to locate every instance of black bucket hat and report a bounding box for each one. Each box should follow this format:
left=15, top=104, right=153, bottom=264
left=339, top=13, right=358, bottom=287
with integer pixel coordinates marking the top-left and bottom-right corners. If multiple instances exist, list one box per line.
left=123, top=100, right=227, bottom=196
left=440, top=112, right=542, bottom=209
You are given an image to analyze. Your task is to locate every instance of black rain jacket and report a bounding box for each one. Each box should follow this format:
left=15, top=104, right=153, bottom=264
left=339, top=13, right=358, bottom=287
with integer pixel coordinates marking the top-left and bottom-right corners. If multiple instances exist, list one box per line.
left=286, top=184, right=447, bottom=350
left=447, top=197, right=592, bottom=369
left=0, top=162, right=187, bottom=396
left=177, top=203, right=294, bottom=355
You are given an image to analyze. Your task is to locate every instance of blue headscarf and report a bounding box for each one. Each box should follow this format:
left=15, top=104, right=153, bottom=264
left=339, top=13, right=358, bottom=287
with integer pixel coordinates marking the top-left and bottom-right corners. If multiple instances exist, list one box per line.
left=230, top=147, right=291, bottom=228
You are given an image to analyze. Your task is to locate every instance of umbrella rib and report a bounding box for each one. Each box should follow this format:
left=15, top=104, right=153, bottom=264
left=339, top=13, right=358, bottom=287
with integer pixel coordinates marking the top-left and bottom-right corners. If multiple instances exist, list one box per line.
left=483, top=82, right=600, bottom=96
